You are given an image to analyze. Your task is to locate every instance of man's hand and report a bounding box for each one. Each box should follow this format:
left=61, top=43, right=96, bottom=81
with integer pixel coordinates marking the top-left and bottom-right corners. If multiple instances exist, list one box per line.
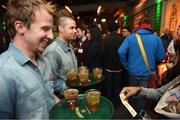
left=166, top=96, right=178, bottom=104
left=120, top=86, right=142, bottom=100
left=54, top=94, right=61, bottom=103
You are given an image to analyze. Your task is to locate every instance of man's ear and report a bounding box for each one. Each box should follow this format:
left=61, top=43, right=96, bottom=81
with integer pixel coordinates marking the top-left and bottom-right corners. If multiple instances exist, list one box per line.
left=14, top=21, right=25, bottom=35
left=58, top=26, right=63, bottom=33
left=82, top=30, right=85, bottom=35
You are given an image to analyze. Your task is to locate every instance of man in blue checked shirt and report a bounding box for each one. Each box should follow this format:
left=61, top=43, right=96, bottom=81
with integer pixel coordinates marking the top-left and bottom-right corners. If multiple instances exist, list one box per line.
left=0, top=0, right=59, bottom=119
left=43, top=11, right=78, bottom=97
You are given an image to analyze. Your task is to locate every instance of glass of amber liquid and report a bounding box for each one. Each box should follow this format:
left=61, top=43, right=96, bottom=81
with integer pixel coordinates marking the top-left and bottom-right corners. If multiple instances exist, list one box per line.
left=93, top=68, right=102, bottom=81
left=85, top=89, right=101, bottom=111
left=79, top=68, right=89, bottom=85
left=63, top=89, right=78, bottom=110
left=79, top=66, right=88, bottom=73
left=67, top=68, right=78, bottom=85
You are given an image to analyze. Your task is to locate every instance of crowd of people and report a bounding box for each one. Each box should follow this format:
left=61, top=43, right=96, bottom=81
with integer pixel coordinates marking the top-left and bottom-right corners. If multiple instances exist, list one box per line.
left=0, top=0, right=179, bottom=119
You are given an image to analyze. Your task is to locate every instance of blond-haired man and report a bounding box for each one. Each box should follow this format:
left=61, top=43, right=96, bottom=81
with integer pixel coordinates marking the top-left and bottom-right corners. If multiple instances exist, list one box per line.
left=0, top=0, right=56, bottom=118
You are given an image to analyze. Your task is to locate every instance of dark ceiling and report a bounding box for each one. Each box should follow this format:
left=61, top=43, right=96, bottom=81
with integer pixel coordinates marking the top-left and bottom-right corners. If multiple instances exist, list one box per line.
left=0, top=0, right=132, bottom=6
left=0, top=0, right=138, bottom=25
left=52, top=0, right=127, bottom=6
left=52, top=0, right=138, bottom=19
left=0, top=0, right=137, bottom=14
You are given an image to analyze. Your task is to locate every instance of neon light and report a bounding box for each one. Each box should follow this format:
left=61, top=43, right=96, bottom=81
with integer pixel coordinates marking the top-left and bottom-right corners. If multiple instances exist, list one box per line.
left=156, top=0, right=162, bottom=4
left=123, top=15, right=127, bottom=26
left=154, top=1, right=162, bottom=34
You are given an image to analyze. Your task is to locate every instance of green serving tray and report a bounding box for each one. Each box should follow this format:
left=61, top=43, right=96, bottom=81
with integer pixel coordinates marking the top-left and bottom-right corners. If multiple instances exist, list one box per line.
left=50, top=94, right=114, bottom=119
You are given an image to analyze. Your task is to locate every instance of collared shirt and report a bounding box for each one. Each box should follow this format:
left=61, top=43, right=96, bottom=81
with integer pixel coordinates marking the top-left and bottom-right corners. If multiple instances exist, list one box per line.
left=0, top=43, right=55, bottom=119
left=79, top=36, right=87, bottom=46
left=37, top=57, right=55, bottom=114
left=43, top=38, right=77, bottom=94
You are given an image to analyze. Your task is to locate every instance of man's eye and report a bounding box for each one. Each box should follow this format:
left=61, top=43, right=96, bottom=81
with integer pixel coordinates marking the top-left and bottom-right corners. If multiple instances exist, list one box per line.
left=42, top=27, right=50, bottom=31
left=71, top=27, right=75, bottom=30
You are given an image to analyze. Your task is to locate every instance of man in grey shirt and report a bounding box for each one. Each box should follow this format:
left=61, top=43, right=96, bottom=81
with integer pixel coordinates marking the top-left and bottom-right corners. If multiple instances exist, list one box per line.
left=0, top=0, right=57, bottom=118
left=44, top=15, right=77, bottom=96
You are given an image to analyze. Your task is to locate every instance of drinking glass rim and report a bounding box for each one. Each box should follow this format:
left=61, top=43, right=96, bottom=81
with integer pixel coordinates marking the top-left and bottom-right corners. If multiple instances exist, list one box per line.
left=93, top=68, right=102, bottom=71
left=85, top=89, right=101, bottom=95
left=63, top=88, right=79, bottom=95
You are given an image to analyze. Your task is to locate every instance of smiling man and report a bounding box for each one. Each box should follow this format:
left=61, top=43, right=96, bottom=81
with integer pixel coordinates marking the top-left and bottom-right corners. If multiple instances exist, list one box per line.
left=0, top=0, right=56, bottom=119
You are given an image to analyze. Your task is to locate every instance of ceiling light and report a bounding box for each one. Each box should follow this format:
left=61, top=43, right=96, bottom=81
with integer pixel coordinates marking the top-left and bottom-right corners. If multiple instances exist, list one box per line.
left=65, top=5, right=72, bottom=13
left=77, top=16, right=80, bottom=20
left=101, top=18, right=106, bottom=23
left=1, top=5, right=7, bottom=9
left=94, top=18, right=97, bottom=22
left=97, top=5, right=102, bottom=15
left=135, top=0, right=146, bottom=8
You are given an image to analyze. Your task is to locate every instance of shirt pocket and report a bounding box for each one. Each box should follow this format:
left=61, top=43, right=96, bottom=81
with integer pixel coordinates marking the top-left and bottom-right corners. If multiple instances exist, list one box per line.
left=17, top=83, right=47, bottom=114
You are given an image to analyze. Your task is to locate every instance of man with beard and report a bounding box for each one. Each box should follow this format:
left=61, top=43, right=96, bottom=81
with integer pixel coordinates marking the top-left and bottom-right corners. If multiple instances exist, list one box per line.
left=44, top=14, right=77, bottom=97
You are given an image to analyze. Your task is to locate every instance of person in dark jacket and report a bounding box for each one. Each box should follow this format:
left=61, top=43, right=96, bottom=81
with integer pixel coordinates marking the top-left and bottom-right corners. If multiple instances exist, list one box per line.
left=103, top=22, right=124, bottom=108
left=74, top=27, right=89, bottom=66
left=84, top=27, right=103, bottom=72
left=160, top=28, right=173, bottom=52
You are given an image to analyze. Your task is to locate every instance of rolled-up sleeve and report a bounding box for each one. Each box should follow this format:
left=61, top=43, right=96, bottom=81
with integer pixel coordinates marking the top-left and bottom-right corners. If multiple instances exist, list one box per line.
left=139, top=75, right=180, bottom=101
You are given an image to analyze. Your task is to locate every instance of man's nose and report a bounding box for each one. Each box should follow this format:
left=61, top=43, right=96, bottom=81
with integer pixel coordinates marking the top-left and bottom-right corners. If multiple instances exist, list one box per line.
left=47, top=30, right=54, bottom=40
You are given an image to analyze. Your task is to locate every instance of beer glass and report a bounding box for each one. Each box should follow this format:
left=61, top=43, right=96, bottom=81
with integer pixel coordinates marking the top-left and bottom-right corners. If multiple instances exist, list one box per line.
left=79, top=66, right=89, bottom=85
left=67, top=68, right=78, bottom=85
left=63, top=89, right=78, bottom=110
left=93, top=68, right=102, bottom=81
left=85, top=89, right=101, bottom=111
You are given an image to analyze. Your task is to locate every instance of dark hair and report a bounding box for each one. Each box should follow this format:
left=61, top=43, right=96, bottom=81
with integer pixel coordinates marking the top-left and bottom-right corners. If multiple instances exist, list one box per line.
left=108, top=22, right=119, bottom=32
left=122, top=26, right=131, bottom=33
left=55, top=9, right=74, bottom=26
left=89, top=27, right=101, bottom=42
left=139, top=18, right=151, bottom=25
left=77, top=26, right=86, bottom=31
